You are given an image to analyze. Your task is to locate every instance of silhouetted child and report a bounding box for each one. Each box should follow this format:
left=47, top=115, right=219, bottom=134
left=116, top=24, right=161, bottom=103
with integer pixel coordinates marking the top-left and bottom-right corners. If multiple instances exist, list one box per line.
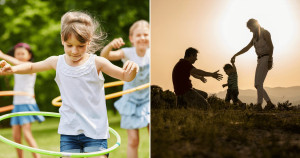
left=222, top=62, right=245, bottom=108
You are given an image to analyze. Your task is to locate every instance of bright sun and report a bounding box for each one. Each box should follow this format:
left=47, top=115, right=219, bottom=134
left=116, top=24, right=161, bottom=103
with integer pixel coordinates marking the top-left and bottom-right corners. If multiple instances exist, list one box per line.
left=219, top=0, right=296, bottom=56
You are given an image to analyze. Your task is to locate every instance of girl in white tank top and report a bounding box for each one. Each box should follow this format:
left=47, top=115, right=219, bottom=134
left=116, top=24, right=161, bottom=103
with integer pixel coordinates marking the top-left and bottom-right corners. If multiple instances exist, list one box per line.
left=0, top=43, right=44, bottom=158
left=0, top=11, right=139, bottom=158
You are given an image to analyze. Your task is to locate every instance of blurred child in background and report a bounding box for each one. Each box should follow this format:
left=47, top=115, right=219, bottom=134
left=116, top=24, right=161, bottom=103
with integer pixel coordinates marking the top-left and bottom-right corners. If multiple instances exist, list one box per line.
left=101, top=20, right=150, bottom=158
left=0, top=43, right=45, bottom=158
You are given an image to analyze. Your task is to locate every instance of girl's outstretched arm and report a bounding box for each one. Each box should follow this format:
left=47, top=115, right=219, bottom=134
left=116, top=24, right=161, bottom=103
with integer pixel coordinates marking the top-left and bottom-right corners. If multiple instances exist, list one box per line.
left=100, top=38, right=125, bottom=61
left=95, top=56, right=138, bottom=82
left=231, top=39, right=254, bottom=63
left=0, top=50, right=26, bottom=65
left=0, top=56, right=58, bottom=75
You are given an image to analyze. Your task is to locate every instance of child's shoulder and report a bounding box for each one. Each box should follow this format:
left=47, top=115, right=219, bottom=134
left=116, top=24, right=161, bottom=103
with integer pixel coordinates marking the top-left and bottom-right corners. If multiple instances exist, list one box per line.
left=122, top=47, right=135, bottom=53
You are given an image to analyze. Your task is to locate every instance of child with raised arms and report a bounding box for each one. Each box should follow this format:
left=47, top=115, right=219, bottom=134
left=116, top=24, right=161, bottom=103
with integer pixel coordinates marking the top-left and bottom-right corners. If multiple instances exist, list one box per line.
left=0, top=43, right=45, bottom=158
left=222, top=61, right=246, bottom=109
left=100, top=20, right=150, bottom=158
left=0, top=11, right=139, bottom=158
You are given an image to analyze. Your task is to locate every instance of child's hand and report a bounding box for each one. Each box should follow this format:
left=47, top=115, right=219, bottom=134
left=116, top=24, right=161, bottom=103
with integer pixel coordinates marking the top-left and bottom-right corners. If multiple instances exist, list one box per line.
left=231, top=56, right=236, bottom=64
left=123, top=60, right=139, bottom=77
left=222, top=84, right=226, bottom=88
left=110, top=38, right=125, bottom=49
left=0, top=60, right=13, bottom=75
left=200, top=76, right=207, bottom=83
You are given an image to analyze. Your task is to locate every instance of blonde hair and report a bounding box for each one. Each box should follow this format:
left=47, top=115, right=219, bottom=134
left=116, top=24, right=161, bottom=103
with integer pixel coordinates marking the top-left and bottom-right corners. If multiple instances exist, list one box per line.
left=129, top=20, right=149, bottom=36
left=61, top=11, right=105, bottom=53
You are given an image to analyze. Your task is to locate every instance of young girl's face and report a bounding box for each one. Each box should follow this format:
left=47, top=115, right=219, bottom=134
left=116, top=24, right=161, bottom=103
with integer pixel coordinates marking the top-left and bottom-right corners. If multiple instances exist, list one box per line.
left=14, top=47, right=32, bottom=62
left=130, top=26, right=150, bottom=50
left=62, top=33, right=89, bottom=62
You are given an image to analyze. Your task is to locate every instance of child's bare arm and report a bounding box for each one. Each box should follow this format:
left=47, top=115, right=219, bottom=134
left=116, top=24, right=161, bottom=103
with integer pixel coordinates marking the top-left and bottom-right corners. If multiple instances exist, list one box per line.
left=231, top=61, right=237, bottom=72
left=95, top=56, right=138, bottom=82
left=100, top=38, right=125, bottom=61
left=0, top=50, right=26, bottom=65
left=0, top=56, right=57, bottom=75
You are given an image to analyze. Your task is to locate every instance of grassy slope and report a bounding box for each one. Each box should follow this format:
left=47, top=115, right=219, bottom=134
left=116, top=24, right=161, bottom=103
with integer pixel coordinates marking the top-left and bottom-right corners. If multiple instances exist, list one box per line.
left=151, top=108, right=300, bottom=158
left=0, top=111, right=149, bottom=158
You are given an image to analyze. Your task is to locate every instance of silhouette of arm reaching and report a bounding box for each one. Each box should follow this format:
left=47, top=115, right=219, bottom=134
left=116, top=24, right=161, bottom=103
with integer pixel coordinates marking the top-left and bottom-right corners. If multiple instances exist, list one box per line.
left=190, top=68, right=223, bottom=81
left=191, top=73, right=207, bottom=83
left=231, top=38, right=254, bottom=63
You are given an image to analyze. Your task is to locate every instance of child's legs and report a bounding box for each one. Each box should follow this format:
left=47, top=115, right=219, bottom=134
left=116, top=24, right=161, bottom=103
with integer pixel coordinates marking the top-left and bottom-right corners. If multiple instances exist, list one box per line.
left=225, top=90, right=231, bottom=103
left=231, top=89, right=241, bottom=105
left=127, top=129, right=139, bottom=158
left=255, top=58, right=270, bottom=104
left=22, top=123, right=40, bottom=158
left=12, top=125, right=23, bottom=158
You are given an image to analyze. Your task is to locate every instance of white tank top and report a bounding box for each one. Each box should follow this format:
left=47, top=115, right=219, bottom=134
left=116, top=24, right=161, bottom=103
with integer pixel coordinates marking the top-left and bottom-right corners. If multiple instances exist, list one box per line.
left=55, top=54, right=109, bottom=139
left=13, top=74, right=36, bottom=105
left=253, top=28, right=271, bottom=56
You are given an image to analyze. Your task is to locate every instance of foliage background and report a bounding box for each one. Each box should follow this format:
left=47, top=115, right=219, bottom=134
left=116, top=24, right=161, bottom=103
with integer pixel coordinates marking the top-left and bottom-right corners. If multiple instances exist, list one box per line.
left=0, top=0, right=149, bottom=113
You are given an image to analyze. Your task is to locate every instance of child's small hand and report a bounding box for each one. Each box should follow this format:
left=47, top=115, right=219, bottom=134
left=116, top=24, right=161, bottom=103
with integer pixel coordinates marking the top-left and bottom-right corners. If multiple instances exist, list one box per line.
left=123, top=60, right=139, bottom=75
left=231, top=56, right=236, bottom=64
left=0, top=60, right=13, bottom=75
left=110, top=38, right=125, bottom=49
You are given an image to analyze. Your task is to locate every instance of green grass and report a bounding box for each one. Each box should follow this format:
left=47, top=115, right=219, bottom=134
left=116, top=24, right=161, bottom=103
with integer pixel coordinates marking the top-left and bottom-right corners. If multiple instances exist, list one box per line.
left=0, top=111, right=149, bottom=158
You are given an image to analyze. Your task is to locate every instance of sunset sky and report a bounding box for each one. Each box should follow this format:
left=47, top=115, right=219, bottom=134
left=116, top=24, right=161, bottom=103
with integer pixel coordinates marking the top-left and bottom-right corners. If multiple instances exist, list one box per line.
left=151, top=0, right=300, bottom=93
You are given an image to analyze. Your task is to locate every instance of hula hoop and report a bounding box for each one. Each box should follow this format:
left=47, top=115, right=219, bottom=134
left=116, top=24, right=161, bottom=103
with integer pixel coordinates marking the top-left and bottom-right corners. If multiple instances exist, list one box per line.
left=0, top=105, right=14, bottom=113
left=103, top=80, right=124, bottom=88
left=0, top=112, right=121, bottom=157
left=105, top=83, right=150, bottom=100
left=0, top=91, right=35, bottom=98
left=0, top=91, right=35, bottom=113
left=52, top=82, right=150, bottom=107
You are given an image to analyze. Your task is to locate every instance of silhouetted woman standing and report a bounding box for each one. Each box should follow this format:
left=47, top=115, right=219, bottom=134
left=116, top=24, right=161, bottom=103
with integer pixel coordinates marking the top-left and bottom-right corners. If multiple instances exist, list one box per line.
left=231, top=19, right=275, bottom=110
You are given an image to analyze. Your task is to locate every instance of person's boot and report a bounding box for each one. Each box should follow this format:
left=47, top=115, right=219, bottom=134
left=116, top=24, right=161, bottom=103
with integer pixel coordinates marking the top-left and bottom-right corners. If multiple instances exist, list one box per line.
left=240, top=103, right=246, bottom=110
left=264, top=101, right=276, bottom=110
left=253, top=104, right=262, bottom=111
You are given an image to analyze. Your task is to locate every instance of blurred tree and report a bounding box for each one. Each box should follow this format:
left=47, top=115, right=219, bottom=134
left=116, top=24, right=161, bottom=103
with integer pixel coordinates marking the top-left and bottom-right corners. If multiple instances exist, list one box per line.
left=0, top=0, right=149, bottom=113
